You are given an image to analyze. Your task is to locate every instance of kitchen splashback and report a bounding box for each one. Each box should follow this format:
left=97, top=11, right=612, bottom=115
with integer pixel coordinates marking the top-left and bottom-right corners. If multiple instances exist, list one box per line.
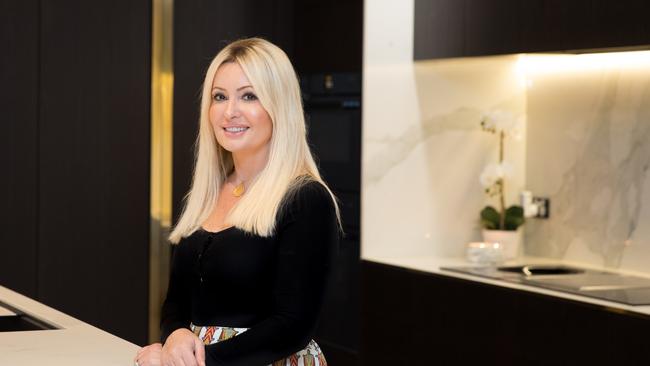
left=362, top=0, right=527, bottom=259
left=362, top=0, right=650, bottom=274
left=363, top=55, right=526, bottom=258
left=523, top=52, right=650, bottom=273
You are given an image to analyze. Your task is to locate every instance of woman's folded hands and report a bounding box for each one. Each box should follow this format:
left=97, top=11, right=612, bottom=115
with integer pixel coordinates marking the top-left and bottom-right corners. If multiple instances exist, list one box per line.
left=135, top=328, right=205, bottom=366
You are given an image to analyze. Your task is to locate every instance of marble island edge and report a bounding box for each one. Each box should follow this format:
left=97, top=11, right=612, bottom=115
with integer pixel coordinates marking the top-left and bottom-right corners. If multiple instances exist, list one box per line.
left=0, top=285, right=140, bottom=366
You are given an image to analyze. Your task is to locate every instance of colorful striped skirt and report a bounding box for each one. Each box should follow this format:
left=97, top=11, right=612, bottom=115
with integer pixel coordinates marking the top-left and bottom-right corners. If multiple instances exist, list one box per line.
left=190, top=323, right=327, bottom=366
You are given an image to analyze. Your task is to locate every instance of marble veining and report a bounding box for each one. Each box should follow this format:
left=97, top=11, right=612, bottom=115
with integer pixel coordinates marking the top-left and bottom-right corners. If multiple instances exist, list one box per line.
left=363, top=0, right=650, bottom=275
left=366, top=107, right=484, bottom=184
left=525, top=66, right=650, bottom=272
left=362, top=55, right=526, bottom=259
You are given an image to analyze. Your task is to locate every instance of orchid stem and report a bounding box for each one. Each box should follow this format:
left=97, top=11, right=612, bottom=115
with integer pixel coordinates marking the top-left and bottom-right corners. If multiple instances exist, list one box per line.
left=499, top=130, right=506, bottom=229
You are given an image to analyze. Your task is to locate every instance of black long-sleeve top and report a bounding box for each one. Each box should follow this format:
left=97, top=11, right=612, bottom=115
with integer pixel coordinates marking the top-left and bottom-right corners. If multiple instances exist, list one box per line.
left=160, top=180, right=339, bottom=366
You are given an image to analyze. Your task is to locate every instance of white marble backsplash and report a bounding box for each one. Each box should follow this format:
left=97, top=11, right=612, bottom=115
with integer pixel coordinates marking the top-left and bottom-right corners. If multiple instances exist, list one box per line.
left=363, top=56, right=526, bottom=258
left=524, top=56, right=650, bottom=273
left=362, top=0, right=650, bottom=274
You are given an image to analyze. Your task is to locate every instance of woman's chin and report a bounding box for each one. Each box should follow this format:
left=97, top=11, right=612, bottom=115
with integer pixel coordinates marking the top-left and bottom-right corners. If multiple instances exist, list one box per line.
left=219, top=143, right=255, bottom=155
left=216, top=135, right=270, bottom=157
left=216, top=136, right=246, bottom=153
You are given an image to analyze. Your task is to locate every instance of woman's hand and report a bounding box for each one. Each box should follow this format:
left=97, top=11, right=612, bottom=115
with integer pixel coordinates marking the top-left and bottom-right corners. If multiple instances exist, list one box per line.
left=161, top=328, right=206, bottom=366
left=134, top=343, right=162, bottom=366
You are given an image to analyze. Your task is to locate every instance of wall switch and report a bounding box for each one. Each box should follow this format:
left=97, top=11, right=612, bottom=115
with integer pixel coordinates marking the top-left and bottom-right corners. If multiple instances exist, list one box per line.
left=520, top=191, right=550, bottom=219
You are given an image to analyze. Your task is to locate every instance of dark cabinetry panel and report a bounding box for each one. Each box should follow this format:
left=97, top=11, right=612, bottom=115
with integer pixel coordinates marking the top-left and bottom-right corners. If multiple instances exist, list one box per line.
left=415, top=0, right=650, bottom=59
left=361, top=261, right=518, bottom=364
left=316, top=238, right=360, bottom=363
left=362, top=260, right=650, bottom=364
left=413, top=0, right=464, bottom=59
left=294, top=0, right=363, bottom=73
left=36, top=0, right=151, bottom=345
left=361, top=260, right=418, bottom=364
left=0, top=0, right=39, bottom=297
left=463, top=0, right=525, bottom=56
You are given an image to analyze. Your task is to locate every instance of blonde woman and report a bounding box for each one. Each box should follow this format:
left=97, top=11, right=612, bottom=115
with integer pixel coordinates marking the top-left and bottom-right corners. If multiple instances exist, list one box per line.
left=134, top=38, right=340, bottom=366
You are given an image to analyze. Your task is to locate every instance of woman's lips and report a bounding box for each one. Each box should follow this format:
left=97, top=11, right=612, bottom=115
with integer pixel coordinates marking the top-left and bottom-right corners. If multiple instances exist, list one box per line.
left=223, top=126, right=249, bottom=137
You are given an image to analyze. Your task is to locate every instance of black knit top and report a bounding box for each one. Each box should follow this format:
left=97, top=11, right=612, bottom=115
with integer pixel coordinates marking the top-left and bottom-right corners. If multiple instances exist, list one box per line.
left=160, top=181, right=339, bottom=366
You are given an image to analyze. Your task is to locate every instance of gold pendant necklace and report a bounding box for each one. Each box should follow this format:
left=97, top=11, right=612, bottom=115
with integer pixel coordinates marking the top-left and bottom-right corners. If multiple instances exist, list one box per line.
left=232, top=182, right=245, bottom=197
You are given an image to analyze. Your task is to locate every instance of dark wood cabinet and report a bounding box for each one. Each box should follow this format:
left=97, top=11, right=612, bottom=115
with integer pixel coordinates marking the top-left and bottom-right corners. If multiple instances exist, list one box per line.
left=293, top=0, right=363, bottom=73
left=316, top=238, right=360, bottom=365
left=362, top=260, right=650, bottom=365
left=1, top=0, right=151, bottom=345
left=36, top=0, right=151, bottom=345
left=462, top=0, right=525, bottom=57
left=0, top=0, right=39, bottom=298
left=414, top=0, right=650, bottom=60
left=414, top=0, right=465, bottom=59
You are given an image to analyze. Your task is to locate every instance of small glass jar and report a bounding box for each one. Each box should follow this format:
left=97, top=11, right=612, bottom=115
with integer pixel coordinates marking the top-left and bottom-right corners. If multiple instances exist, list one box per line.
left=466, top=241, right=505, bottom=264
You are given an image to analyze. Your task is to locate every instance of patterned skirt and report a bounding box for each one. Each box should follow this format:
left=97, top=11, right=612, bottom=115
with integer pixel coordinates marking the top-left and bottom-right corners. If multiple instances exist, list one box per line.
left=190, top=323, right=328, bottom=366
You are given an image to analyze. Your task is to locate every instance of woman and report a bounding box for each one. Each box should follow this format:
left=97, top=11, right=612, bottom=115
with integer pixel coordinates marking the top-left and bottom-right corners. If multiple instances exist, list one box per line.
left=134, top=38, right=340, bottom=366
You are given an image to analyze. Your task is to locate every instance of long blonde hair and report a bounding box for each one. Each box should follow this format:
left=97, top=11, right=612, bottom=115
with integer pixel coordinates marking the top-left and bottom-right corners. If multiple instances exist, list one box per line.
left=169, top=38, right=340, bottom=244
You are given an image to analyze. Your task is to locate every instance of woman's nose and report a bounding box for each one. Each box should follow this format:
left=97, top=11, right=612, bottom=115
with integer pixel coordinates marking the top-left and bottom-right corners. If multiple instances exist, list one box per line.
left=224, top=99, right=240, bottom=119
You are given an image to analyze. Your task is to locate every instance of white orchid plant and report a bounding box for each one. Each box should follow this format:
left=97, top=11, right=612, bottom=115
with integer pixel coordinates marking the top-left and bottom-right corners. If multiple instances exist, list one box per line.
left=479, top=110, right=525, bottom=231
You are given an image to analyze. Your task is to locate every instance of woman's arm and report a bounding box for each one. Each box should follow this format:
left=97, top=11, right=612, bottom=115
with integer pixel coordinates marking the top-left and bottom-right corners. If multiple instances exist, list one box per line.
left=160, top=240, right=193, bottom=343
left=204, top=182, right=339, bottom=366
left=137, top=239, right=202, bottom=366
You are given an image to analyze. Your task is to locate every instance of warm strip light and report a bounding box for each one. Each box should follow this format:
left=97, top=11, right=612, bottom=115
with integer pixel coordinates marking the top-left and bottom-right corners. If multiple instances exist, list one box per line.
left=516, top=50, right=650, bottom=75
left=149, top=0, right=174, bottom=343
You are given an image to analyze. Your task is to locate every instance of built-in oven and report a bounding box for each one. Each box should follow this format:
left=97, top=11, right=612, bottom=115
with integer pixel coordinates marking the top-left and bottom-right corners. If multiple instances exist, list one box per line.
left=301, top=73, right=361, bottom=237
left=301, top=73, right=361, bottom=191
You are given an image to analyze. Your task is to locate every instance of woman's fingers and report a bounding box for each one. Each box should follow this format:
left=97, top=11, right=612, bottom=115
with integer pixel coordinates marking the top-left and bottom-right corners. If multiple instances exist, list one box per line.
left=193, top=337, right=206, bottom=366
left=164, top=344, right=194, bottom=366
left=135, top=343, right=163, bottom=366
left=136, top=345, right=147, bottom=359
left=161, top=329, right=205, bottom=366
left=181, top=348, right=199, bottom=366
left=175, top=354, right=189, bottom=366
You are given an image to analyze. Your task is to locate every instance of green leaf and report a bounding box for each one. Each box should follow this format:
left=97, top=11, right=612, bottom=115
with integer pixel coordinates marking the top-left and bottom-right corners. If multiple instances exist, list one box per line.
left=480, top=206, right=500, bottom=230
left=504, top=205, right=525, bottom=230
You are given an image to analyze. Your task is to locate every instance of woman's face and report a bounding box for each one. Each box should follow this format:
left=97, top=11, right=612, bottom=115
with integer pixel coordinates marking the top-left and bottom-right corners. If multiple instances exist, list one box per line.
left=210, top=62, right=273, bottom=157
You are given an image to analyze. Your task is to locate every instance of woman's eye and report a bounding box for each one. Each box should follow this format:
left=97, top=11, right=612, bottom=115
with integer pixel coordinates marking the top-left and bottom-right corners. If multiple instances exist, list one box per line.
left=242, top=92, right=258, bottom=101
left=212, top=93, right=226, bottom=101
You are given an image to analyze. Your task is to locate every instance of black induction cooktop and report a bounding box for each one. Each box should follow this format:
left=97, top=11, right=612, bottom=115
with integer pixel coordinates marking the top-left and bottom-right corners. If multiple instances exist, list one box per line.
left=441, top=265, right=650, bottom=306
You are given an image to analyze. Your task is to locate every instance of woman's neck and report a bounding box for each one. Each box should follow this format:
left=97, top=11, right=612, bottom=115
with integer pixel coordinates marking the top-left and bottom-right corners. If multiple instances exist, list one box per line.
left=230, top=145, right=270, bottom=183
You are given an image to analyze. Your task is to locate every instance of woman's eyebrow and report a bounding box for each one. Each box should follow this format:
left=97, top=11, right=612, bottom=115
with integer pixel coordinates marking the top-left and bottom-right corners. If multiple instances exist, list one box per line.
left=211, top=85, right=253, bottom=91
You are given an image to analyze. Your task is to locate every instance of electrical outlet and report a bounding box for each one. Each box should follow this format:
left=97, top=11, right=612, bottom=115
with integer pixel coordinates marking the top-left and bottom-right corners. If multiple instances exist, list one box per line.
left=532, top=197, right=550, bottom=218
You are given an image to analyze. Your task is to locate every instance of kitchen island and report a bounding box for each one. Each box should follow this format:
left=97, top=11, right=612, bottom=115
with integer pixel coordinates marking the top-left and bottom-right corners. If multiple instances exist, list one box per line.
left=361, top=255, right=650, bottom=365
left=0, top=285, right=140, bottom=366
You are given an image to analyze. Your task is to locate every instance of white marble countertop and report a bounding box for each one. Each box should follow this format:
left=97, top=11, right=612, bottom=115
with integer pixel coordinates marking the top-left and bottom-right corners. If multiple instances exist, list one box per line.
left=0, top=304, right=16, bottom=316
left=363, top=254, right=650, bottom=317
left=0, top=285, right=140, bottom=366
